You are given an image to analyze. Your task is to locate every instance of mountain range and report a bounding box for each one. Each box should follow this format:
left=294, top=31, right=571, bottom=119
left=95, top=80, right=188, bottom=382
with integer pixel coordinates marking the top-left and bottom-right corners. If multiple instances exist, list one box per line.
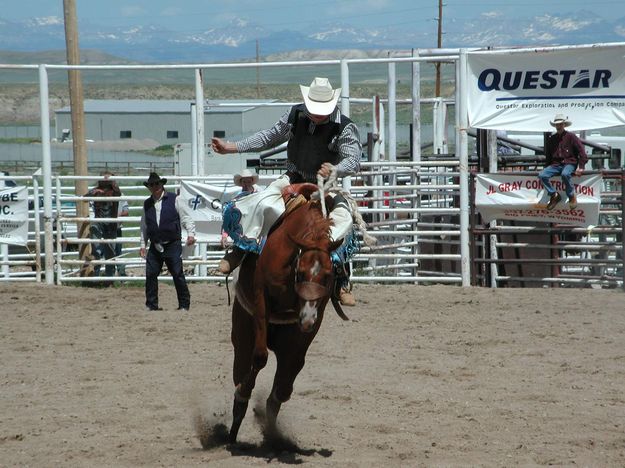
left=0, top=11, right=624, bottom=63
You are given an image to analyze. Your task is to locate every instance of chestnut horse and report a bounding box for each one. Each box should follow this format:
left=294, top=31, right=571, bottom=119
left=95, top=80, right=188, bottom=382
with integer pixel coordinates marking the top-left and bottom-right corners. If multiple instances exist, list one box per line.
left=228, top=184, right=347, bottom=443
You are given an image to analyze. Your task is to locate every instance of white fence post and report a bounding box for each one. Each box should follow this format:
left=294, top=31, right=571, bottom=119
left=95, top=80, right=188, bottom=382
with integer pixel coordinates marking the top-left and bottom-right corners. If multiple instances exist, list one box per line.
left=487, top=130, right=499, bottom=288
left=456, top=49, right=471, bottom=286
left=411, top=50, right=422, bottom=279
left=387, top=59, right=396, bottom=164
left=194, top=69, right=205, bottom=177
left=190, top=102, right=198, bottom=176
left=38, top=64, right=54, bottom=285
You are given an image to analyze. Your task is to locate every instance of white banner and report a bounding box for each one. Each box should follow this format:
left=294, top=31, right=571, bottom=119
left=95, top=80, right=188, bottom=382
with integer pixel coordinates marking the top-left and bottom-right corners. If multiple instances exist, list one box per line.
left=475, top=173, right=602, bottom=227
left=0, top=186, right=29, bottom=245
left=179, top=180, right=240, bottom=243
left=467, top=44, right=625, bottom=131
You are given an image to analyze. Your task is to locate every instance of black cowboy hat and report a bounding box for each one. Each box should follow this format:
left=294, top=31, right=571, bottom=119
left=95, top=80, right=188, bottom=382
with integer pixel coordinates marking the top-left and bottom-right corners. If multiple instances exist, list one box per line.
left=143, top=172, right=167, bottom=187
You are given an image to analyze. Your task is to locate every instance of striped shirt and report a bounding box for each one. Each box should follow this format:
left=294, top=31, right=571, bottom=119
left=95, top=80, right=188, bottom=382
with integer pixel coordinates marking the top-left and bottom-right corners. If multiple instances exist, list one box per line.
left=235, top=106, right=362, bottom=179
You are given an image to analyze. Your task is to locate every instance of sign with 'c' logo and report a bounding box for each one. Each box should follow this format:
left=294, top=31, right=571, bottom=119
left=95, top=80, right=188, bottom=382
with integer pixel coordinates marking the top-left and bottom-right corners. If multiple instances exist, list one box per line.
left=179, top=180, right=241, bottom=242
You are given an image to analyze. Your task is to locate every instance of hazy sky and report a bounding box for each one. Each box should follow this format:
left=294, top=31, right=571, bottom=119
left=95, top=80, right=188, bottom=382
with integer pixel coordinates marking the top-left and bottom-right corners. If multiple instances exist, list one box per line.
left=0, top=0, right=621, bottom=33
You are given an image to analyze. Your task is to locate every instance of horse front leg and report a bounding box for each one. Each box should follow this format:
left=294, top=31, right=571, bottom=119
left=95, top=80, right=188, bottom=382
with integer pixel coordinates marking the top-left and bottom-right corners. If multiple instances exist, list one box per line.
left=265, top=389, right=282, bottom=433
left=229, top=355, right=265, bottom=443
left=229, top=299, right=254, bottom=443
left=229, top=288, right=269, bottom=443
left=229, top=386, right=250, bottom=443
left=250, top=287, right=269, bottom=378
left=265, top=325, right=316, bottom=433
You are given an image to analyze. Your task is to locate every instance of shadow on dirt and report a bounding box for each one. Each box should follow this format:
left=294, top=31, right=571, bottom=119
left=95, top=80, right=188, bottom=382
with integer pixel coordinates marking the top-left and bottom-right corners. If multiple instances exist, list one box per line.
left=194, top=404, right=333, bottom=464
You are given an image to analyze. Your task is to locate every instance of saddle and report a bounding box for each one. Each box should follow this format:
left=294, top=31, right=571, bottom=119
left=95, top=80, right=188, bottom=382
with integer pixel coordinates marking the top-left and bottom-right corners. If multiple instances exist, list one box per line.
left=281, top=183, right=321, bottom=213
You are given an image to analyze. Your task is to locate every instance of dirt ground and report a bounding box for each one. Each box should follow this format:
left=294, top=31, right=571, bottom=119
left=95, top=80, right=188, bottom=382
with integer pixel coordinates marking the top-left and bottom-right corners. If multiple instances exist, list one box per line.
left=1, top=282, right=624, bottom=467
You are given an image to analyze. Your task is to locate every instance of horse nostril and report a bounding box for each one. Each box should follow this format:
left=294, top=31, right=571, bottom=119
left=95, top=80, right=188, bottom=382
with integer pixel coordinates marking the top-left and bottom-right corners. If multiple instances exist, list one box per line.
left=299, top=318, right=316, bottom=333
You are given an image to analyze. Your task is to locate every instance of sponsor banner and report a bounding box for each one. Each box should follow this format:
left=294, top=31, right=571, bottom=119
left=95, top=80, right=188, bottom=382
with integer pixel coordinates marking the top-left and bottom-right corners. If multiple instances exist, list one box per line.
left=467, top=44, right=625, bottom=131
left=179, top=180, right=240, bottom=242
left=475, top=173, right=602, bottom=227
left=0, top=186, right=28, bottom=245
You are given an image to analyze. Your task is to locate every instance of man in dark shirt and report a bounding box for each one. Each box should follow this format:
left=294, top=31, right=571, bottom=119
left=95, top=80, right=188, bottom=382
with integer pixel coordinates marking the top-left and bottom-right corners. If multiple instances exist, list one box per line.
left=538, top=114, right=588, bottom=210
left=86, top=171, right=121, bottom=279
left=140, top=173, right=196, bottom=311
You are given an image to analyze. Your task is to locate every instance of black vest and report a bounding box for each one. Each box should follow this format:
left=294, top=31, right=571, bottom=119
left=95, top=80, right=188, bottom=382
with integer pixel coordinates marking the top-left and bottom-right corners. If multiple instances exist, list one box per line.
left=143, top=192, right=181, bottom=244
left=286, top=104, right=352, bottom=182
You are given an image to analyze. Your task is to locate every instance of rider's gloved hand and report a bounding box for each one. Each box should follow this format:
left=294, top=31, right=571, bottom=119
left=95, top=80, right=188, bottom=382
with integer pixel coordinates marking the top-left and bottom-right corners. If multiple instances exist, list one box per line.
left=317, top=162, right=334, bottom=179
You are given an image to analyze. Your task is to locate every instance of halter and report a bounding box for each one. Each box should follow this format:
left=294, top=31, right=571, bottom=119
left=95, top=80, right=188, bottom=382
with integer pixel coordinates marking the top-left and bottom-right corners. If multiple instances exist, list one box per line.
left=293, top=247, right=332, bottom=301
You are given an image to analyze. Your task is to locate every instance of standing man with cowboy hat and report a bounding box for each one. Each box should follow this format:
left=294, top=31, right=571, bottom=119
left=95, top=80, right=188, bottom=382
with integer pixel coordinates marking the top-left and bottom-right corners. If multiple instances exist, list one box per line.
left=220, top=168, right=260, bottom=249
left=233, top=168, right=259, bottom=195
left=211, top=77, right=362, bottom=306
left=539, top=114, right=588, bottom=210
left=140, top=172, right=196, bottom=311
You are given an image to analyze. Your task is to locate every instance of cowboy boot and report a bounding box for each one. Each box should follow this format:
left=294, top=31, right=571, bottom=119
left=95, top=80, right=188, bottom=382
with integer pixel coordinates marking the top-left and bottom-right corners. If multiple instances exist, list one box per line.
left=546, top=192, right=561, bottom=210
left=218, top=247, right=246, bottom=274
left=339, top=285, right=356, bottom=306
left=568, top=194, right=577, bottom=209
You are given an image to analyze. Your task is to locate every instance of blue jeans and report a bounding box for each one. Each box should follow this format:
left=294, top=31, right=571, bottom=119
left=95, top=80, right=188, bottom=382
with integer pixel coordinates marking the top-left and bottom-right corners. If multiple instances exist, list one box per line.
left=538, top=163, right=577, bottom=198
left=91, top=222, right=117, bottom=277
left=115, top=228, right=126, bottom=276
left=145, top=241, right=190, bottom=310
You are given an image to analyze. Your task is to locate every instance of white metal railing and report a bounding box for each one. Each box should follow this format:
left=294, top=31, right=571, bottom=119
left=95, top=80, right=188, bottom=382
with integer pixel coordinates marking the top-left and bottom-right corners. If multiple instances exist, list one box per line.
left=2, top=51, right=470, bottom=285
left=2, top=160, right=467, bottom=284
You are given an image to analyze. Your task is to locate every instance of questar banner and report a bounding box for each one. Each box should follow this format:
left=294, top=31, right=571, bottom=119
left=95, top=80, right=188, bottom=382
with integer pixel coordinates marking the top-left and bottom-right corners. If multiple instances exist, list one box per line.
left=466, top=43, right=625, bottom=131
left=475, top=173, right=602, bottom=227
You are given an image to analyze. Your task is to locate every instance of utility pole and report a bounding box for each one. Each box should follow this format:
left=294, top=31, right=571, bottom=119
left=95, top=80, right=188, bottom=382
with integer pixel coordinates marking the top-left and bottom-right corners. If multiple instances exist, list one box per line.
left=435, top=0, right=443, bottom=97
left=63, top=0, right=90, bottom=266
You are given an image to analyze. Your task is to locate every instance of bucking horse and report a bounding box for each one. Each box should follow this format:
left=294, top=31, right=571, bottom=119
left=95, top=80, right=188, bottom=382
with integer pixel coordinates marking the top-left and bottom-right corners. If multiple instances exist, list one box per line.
left=227, top=182, right=352, bottom=443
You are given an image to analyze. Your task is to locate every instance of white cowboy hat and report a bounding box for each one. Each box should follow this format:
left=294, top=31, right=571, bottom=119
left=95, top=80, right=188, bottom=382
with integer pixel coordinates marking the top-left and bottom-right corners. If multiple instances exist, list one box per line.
left=299, top=77, right=341, bottom=116
left=233, top=168, right=259, bottom=186
left=550, top=114, right=572, bottom=127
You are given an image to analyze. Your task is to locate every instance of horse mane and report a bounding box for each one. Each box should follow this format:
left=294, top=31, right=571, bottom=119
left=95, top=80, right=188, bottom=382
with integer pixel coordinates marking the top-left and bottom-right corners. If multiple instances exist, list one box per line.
left=287, top=201, right=333, bottom=250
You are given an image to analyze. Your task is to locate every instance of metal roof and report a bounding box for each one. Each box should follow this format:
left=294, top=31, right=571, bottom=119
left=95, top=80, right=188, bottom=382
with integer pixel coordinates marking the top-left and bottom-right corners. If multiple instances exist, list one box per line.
left=54, top=99, right=279, bottom=114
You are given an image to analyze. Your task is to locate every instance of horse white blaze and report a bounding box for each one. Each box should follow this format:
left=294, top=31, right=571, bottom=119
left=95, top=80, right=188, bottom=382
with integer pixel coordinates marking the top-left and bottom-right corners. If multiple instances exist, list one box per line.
left=299, top=300, right=318, bottom=331
left=310, top=260, right=321, bottom=277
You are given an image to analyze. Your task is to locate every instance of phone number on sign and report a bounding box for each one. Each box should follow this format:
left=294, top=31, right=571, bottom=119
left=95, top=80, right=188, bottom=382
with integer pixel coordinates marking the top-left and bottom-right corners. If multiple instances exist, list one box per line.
left=505, top=209, right=585, bottom=217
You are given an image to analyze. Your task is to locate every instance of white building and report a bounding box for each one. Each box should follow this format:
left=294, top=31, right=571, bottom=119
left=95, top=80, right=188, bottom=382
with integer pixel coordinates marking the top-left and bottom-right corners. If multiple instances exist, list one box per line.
left=54, top=99, right=291, bottom=145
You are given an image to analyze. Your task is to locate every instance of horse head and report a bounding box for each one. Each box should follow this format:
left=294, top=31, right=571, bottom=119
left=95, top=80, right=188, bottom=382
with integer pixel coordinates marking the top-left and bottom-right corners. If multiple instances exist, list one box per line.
left=288, top=201, right=341, bottom=332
